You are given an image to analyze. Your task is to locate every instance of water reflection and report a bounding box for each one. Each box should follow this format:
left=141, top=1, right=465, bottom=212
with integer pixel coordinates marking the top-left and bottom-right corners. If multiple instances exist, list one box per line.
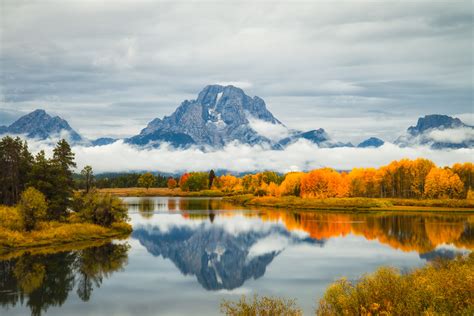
left=133, top=219, right=322, bottom=290
left=127, top=197, right=473, bottom=292
left=1, top=197, right=472, bottom=316
left=0, top=242, right=129, bottom=316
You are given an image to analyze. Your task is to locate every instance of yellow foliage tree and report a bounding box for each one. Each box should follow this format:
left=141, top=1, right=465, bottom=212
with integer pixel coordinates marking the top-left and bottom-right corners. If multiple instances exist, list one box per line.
left=214, top=174, right=242, bottom=192
left=424, top=167, right=464, bottom=199
left=279, top=172, right=304, bottom=196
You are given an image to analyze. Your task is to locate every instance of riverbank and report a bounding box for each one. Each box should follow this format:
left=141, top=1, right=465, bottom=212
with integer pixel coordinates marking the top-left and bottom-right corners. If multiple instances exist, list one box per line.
left=224, top=195, right=474, bottom=212
left=97, top=187, right=232, bottom=197
left=0, top=206, right=132, bottom=255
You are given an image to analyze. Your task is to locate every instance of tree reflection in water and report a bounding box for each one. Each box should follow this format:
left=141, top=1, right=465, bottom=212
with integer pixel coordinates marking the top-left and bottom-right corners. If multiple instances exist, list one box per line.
left=0, top=242, right=129, bottom=316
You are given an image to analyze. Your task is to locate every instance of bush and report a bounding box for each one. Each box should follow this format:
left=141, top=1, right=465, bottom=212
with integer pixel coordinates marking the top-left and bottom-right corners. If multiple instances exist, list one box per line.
left=317, top=253, right=474, bottom=315
left=73, top=190, right=129, bottom=227
left=221, top=295, right=302, bottom=316
left=0, top=206, right=23, bottom=231
left=18, top=187, right=48, bottom=231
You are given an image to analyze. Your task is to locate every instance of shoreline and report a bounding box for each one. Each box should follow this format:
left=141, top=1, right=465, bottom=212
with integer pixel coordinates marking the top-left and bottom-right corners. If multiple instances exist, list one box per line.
left=0, top=222, right=132, bottom=256
left=223, top=195, right=474, bottom=213
left=97, top=187, right=233, bottom=197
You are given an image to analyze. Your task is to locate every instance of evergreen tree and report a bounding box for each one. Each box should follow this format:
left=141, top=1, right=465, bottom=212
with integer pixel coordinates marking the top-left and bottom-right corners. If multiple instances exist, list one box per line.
left=49, top=139, right=77, bottom=220
left=209, top=169, right=216, bottom=189
left=81, top=165, right=94, bottom=193
left=0, top=136, right=33, bottom=205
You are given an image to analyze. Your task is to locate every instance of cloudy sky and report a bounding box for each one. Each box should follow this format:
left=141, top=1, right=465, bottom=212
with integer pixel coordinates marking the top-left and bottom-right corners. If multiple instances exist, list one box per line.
left=1, top=0, right=472, bottom=144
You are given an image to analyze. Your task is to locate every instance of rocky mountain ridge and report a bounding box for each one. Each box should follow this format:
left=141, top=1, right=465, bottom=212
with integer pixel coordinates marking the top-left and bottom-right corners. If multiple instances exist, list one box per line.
left=1, top=86, right=472, bottom=150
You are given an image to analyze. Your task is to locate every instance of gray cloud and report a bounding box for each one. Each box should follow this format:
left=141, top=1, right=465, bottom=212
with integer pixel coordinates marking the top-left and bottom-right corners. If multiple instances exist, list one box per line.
left=0, top=0, right=472, bottom=143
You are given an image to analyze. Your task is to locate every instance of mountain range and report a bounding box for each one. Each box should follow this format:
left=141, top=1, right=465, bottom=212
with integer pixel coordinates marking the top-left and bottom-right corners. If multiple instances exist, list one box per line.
left=1, top=85, right=472, bottom=149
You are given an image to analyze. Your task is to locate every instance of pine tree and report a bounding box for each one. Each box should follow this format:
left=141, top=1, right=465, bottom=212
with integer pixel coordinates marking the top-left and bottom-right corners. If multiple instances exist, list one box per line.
left=49, top=139, right=77, bottom=220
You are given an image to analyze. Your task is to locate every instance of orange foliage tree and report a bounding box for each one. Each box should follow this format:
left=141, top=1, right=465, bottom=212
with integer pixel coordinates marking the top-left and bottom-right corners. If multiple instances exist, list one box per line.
left=348, top=168, right=380, bottom=197
left=167, top=177, right=177, bottom=189
left=179, top=173, right=190, bottom=191
left=300, top=168, right=349, bottom=198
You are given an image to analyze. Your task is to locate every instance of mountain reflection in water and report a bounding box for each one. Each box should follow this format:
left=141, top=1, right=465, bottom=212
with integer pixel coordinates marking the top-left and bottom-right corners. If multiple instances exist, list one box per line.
left=128, top=197, right=473, bottom=291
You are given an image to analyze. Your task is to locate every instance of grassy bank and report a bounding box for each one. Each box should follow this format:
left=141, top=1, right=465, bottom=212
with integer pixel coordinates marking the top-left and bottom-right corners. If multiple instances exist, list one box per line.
left=224, top=195, right=474, bottom=212
left=221, top=253, right=474, bottom=315
left=0, top=206, right=132, bottom=255
left=97, top=187, right=234, bottom=197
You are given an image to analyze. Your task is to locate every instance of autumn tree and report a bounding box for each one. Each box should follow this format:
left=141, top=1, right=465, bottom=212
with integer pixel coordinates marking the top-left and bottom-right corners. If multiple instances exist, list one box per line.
left=167, top=177, right=177, bottom=189
left=348, top=168, right=379, bottom=197
left=138, top=172, right=156, bottom=190
left=424, top=168, right=464, bottom=199
left=279, top=172, right=304, bottom=196
left=18, top=187, right=47, bottom=231
left=214, top=174, right=242, bottom=192
left=179, top=173, right=190, bottom=191
left=267, top=182, right=280, bottom=197
left=300, top=168, right=349, bottom=198
left=451, top=162, right=474, bottom=198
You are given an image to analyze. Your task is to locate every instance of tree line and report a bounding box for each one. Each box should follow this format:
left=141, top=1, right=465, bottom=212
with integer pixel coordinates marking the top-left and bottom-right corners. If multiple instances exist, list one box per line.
left=75, top=172, right=170, bottom=189
left=177, top=159, right=473, bottom=199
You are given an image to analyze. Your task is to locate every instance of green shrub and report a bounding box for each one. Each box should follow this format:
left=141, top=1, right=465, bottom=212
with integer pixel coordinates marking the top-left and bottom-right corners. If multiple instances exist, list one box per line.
left=73, top=190, right=129, bottom=227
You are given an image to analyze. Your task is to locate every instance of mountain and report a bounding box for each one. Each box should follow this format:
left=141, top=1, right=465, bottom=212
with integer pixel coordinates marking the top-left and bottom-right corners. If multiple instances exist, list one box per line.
left=357, top=137, right=384, bottom=148
left=127, top=84, right=356, bottom=149
left=395, top=114, right=473, bottom=149
left=407, top=114, right=465, bottom=136
left=0, top=109, right=82, bottom=142
left=91, top=137, right=117, bottom=146
left=127, top=85, right=282, bottom=148
left=277, top=129, right=353, bottom=148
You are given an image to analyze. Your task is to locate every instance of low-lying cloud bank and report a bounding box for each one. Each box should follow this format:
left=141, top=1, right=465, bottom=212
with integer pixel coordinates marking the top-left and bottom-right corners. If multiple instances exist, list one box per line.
left=24, top=139, right=473, bottom=174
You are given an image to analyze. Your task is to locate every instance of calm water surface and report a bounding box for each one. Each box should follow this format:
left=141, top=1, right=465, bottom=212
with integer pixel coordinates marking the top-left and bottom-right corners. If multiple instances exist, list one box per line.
left=1, top=197, right=473, bottom=315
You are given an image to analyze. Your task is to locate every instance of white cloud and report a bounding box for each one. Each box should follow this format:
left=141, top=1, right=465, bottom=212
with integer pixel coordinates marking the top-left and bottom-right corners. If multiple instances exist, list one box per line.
left=247, top=116, right=291, bottom=141
left=21, top=138, right=474, bottom=173
left=216, top=81, right=253, bottom=89
left=427, top=127, right=474, bottom=144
